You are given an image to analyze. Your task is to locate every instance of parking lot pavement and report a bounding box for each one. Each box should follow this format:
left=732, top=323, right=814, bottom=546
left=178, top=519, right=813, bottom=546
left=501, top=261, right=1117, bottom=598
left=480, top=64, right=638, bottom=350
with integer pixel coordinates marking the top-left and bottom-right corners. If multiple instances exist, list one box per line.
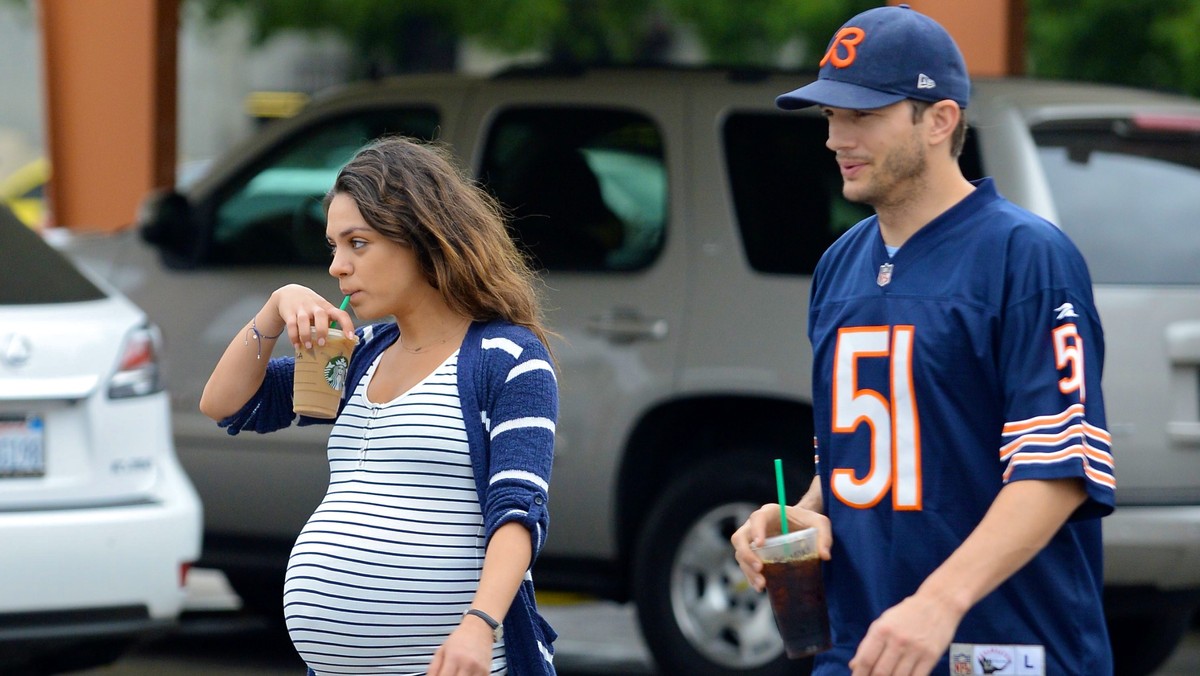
left=177, top=571, right=658, bottom=672
left=76, top=569, right=1198, bottom=675
left=538, top=596, right=655, bottom=674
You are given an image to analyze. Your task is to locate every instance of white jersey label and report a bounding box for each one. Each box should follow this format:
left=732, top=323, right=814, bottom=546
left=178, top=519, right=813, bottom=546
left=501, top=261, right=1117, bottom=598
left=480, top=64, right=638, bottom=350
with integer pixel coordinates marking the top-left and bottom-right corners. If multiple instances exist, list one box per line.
left=949, top=643, right=1045, bottom=675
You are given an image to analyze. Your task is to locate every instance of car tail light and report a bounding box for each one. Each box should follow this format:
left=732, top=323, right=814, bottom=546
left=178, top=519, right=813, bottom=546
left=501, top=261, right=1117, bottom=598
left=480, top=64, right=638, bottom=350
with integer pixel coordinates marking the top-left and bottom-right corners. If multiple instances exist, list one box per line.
left=1130, top=113, right=1200, bottom=133
left=108, top=324, right=164, bottom=399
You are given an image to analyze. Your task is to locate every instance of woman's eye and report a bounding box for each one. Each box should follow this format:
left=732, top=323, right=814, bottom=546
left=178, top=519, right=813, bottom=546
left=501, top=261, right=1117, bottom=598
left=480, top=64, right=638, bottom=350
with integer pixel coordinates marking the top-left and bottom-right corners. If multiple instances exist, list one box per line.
left=351, top=239, right=368, bottom=250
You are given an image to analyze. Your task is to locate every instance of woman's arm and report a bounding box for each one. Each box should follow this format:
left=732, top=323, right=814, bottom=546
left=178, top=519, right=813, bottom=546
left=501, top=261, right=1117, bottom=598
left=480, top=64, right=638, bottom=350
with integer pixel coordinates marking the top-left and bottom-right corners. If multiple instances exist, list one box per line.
left=200, top=284, right=354, bottom=421
left=428, top=522, right=532, bottom=675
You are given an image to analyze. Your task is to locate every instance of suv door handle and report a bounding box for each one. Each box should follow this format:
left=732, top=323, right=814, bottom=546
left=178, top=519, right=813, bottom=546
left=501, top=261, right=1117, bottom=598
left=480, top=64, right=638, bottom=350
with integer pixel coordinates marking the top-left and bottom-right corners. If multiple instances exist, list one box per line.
left=1166, top=321, right=1200, bottom=447
left=587, top=310, right=668, bottom=343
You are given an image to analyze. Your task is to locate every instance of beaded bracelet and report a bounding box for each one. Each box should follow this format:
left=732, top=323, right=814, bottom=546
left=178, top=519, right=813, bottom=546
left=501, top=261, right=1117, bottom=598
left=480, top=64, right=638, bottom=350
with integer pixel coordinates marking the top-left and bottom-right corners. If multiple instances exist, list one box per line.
left=244, top=316, right=285, bottom=360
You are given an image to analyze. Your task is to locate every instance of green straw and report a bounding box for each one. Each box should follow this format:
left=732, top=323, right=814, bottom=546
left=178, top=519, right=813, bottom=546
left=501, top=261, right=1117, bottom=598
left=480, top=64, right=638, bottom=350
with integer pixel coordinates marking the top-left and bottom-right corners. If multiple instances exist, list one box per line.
left=330, top=295, right=351, bottom=329
left=774, top=458, right=789, bottom=536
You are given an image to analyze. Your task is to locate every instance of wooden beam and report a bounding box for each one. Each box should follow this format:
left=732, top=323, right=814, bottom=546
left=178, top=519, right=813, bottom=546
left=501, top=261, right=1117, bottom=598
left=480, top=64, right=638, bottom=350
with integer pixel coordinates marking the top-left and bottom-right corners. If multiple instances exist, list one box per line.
left=890, top=0, right=1025, bottom=77
left=39, top=0, right=178, bottom=231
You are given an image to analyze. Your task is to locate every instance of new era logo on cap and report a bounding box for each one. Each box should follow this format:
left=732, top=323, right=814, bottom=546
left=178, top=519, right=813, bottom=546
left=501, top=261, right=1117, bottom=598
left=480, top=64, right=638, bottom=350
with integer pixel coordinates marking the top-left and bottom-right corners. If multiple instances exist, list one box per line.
left=775, top=5, right=970, bottom=111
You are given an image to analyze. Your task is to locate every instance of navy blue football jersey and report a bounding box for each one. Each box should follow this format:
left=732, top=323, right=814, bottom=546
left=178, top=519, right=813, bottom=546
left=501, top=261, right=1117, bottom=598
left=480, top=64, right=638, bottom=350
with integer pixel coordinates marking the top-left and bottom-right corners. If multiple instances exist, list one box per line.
left=808, top=179, right=1114, bottom=675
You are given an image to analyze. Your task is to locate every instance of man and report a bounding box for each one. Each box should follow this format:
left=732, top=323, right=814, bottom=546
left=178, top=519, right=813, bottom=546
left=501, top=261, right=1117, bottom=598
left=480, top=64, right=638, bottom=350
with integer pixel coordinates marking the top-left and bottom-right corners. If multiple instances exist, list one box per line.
left=731, top=5, right=1115, bottom=675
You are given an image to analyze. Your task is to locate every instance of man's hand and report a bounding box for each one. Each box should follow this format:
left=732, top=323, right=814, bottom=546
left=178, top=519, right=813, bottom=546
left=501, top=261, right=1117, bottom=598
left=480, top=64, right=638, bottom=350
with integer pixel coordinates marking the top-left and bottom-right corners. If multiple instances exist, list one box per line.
left=731, top=502, right=831, bottom=592
left=848, top=591, right=964, bottom=676
left=848, top=478, right=1086, bottom=675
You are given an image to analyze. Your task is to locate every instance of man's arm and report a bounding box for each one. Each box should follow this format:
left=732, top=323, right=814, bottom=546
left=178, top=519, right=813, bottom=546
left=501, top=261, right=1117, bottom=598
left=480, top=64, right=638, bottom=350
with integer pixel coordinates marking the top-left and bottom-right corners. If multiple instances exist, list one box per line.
left=797, top=475, right=824, bottom=513
left=849, top=477, right=1087, bottom=676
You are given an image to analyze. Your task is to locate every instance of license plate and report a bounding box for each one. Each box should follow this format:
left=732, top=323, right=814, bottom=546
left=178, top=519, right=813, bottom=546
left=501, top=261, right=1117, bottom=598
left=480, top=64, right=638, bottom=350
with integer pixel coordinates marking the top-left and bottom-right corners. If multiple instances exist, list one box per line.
left=0, top=415, right=45, bottom=478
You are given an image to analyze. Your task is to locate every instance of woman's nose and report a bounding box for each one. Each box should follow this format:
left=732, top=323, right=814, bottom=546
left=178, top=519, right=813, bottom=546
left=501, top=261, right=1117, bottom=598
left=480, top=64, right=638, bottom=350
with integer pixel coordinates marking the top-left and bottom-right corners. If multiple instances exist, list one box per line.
left=328, top=248, right=349, bottom=277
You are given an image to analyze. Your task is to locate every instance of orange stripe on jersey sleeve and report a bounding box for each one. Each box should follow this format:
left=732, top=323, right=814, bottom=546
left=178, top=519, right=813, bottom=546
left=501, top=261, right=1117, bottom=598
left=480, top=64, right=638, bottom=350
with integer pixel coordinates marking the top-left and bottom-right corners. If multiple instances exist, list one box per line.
left=1002, top=404, right=1085, bottom=436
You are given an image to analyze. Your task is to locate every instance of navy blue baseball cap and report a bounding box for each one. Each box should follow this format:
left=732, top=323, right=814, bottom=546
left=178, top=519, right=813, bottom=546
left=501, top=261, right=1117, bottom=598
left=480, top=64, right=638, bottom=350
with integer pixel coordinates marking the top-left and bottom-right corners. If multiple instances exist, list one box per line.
left=777, top=4, right=970, bottom=111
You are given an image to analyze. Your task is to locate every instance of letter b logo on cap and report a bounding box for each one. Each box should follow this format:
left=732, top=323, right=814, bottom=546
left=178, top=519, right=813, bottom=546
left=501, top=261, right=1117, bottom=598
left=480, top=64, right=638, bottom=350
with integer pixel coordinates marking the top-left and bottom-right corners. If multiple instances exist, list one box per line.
left=820, top=27, right=865, bottom=68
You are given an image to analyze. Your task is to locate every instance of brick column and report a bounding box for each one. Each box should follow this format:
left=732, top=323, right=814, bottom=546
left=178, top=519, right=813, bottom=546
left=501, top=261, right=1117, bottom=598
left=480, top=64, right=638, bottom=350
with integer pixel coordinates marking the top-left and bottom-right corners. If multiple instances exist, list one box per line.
left=39, top=0, right=178, bottom=231
left=890, top=0, right=1025, bottom=77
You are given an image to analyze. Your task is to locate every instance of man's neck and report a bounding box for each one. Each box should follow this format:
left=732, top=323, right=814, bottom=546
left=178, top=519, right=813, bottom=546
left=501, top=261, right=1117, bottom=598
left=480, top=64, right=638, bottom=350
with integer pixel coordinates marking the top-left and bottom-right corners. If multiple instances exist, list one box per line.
left=876, top=170, right=976, bottom=248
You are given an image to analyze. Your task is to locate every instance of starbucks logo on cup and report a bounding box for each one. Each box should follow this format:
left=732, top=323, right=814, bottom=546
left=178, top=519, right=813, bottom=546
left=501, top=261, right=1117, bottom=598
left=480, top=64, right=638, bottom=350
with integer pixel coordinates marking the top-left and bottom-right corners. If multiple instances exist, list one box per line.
left=324, top=355, right=349, bottom=390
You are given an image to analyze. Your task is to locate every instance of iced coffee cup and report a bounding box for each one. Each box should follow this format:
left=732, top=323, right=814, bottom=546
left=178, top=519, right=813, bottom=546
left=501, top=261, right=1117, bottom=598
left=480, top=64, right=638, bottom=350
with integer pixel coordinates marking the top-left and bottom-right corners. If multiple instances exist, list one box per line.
left=752, top=527, right=831, bottom=659
left=293, top=327, right=356, bottom=419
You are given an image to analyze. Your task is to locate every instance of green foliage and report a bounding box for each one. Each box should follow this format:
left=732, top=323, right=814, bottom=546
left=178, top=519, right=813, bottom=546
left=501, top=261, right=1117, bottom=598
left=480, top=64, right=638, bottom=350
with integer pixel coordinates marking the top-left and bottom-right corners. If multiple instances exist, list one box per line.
left=185, top=0, right=1200, bottom=98
left=1026, top=0, right=1200, bottom=97
left=664, top=0, right=876, bottom=66
left=188, top=0, right=884, bottom=72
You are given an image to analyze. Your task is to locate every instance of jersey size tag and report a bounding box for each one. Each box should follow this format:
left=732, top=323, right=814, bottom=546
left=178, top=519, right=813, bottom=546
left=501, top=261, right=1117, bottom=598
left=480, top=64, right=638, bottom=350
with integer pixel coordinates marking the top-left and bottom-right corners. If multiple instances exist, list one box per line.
left=949, top=643, right=1044, bottom=675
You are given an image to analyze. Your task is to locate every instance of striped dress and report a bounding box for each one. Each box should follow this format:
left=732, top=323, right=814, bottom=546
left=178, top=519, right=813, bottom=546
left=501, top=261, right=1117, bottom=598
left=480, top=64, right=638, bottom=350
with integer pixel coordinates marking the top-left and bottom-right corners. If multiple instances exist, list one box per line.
left=284, top=351, right=506, bottom=675
left=219, top=320, right=559, bottom=675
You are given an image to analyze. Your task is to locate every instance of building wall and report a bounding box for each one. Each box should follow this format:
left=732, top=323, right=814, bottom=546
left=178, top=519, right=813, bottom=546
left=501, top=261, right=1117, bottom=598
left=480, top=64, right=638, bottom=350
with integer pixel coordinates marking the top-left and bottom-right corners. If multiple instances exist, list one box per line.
left=0, top=2, right=351, bottom=183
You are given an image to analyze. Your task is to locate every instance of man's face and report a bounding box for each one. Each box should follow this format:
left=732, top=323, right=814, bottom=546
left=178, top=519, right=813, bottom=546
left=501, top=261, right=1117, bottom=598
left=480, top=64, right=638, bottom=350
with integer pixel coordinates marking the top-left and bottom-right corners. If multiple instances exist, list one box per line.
left=821, top=101, right=927, bottom=209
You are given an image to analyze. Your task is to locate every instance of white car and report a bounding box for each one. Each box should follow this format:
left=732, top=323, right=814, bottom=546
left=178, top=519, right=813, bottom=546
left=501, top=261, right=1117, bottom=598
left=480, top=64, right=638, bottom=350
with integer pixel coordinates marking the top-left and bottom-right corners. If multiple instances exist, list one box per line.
left=0, top=206, right=202, bottom=673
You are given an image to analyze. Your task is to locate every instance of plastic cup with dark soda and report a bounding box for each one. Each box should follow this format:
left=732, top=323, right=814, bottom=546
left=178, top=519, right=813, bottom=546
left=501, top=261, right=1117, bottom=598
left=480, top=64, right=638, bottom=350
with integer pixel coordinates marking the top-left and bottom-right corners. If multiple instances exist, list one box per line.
left=752, top=527, right=831, bottom=659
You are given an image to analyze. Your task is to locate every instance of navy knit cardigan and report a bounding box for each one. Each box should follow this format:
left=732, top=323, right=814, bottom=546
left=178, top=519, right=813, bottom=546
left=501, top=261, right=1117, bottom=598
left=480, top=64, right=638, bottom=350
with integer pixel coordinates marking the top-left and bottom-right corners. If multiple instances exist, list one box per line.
left=219, top=319, right=559, bottom=675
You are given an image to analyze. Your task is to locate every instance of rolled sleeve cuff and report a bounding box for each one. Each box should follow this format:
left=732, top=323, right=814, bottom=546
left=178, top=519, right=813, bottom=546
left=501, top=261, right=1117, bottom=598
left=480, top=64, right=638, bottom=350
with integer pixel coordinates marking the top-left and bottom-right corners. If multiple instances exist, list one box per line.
left=484, top=484, right=550, bottom=561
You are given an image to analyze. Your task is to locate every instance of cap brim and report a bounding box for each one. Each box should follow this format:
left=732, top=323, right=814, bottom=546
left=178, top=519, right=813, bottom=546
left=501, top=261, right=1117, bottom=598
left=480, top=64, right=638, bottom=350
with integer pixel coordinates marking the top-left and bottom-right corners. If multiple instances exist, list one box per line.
left=776, top=79, right=907, bottom=111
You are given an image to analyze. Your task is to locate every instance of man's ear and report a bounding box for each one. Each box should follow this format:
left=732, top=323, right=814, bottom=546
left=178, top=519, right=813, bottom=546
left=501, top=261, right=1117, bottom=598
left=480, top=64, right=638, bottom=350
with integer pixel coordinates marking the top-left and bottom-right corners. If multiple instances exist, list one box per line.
left=925, top=100, right=962, bottom=147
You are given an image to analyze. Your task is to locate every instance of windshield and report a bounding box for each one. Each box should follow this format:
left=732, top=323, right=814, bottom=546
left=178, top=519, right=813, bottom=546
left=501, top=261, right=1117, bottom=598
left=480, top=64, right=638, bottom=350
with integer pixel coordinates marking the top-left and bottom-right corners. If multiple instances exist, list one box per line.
left=0, top=207, right=106, bottom=304
left=1033, top=117, right=1200, bottom=285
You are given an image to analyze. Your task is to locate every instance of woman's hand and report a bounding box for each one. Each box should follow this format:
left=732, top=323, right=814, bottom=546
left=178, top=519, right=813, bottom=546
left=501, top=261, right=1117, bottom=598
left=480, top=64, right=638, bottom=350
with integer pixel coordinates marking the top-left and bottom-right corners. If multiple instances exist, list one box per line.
left=270, top=284, right=356, bottom=351
left=426, top=617, right=494, bottom=676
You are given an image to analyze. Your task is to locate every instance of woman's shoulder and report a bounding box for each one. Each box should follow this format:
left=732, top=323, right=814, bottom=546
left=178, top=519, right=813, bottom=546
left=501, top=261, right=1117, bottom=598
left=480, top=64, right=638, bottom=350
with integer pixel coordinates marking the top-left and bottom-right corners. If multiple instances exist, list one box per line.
left=348, top=322, right=398, bottom=364
left=476, top=319, right=549, bottom=359
left=355, top=322, right=398, bottom=343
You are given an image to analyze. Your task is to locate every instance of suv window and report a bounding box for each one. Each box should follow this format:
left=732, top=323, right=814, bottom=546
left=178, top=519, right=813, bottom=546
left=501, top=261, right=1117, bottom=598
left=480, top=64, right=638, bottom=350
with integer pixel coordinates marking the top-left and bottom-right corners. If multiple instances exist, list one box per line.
left=724, top=113, right=868, bottom=275
left=1033, top=117, right=1200, bottom=284
left=725, top=112, right=984, bottom=276
left=208, top=108, right=439, bottom=266
left=0, top=207, right=105, bottom=304
left=480, top=107, right=666, bottom=272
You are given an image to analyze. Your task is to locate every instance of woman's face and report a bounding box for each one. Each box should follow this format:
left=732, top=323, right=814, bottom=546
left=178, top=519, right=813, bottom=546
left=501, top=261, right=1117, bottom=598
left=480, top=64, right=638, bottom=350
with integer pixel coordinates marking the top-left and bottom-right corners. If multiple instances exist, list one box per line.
left=325, top=192, right=436, bottom=320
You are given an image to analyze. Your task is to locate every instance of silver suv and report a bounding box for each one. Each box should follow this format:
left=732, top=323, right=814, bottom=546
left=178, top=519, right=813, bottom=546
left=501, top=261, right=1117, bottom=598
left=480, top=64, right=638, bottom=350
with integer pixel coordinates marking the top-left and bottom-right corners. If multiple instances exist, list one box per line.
left=63, top=68, right=1200, bottom=676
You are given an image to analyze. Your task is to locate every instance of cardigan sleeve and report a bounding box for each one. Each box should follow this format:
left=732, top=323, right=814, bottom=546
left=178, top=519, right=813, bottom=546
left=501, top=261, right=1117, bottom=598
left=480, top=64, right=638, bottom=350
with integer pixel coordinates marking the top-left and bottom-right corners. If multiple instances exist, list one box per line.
left=479, top=331, right=558, bottom=562
left=217, top=356, right=300, bottom=435
left=217, top=324, right=378, bottom=435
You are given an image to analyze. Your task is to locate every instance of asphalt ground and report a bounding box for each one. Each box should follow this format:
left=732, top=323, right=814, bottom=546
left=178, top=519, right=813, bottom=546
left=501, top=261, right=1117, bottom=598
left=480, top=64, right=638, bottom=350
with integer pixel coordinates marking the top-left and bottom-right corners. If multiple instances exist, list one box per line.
left=74, top=569, right=1199, bottom=675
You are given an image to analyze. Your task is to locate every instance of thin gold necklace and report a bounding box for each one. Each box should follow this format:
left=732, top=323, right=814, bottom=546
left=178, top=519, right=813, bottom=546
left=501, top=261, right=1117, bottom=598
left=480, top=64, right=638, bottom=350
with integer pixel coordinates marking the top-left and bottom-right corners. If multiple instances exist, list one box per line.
left=398, top=319, right=468, bottom=354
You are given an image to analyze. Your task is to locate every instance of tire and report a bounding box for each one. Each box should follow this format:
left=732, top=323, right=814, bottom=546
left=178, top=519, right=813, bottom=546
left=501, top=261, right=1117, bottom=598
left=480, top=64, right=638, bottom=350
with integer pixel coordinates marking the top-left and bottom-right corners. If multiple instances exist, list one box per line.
left=1109, top=604, right=1195, bottom=676
left=633, top=453, right=815, bottom=676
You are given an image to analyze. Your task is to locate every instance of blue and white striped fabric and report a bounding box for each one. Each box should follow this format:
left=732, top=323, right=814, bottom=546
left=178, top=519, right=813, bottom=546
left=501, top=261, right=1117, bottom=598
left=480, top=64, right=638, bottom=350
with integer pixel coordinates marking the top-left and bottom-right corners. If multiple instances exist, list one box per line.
left=284, top=352, right=507, bottom=675
left=220, top=319, right=559, bottom=675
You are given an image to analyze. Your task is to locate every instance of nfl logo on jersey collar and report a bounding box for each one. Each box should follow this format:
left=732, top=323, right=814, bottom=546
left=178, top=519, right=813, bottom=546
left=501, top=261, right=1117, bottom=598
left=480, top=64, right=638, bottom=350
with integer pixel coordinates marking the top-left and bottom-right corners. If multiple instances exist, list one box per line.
left=877, top=262, right=894, bottom=287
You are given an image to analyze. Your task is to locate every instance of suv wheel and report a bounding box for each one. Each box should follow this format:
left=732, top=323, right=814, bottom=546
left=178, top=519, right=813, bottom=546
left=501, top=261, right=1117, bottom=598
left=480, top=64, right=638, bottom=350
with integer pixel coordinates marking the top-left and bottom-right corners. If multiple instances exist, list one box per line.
left=1106, top=589, right=1200, bottom=676
left=633, top=454, right=814, bottom=676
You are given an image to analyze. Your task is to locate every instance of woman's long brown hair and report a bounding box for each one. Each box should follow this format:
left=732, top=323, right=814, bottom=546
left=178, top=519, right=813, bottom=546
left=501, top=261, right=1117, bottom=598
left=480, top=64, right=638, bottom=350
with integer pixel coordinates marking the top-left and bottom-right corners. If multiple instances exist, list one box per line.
left=326, top=136, right=554, bottom=354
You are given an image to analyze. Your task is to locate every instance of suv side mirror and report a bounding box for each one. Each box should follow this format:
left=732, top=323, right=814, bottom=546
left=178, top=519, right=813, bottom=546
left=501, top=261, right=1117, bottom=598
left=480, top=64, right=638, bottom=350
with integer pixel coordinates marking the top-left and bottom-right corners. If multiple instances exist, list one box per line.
left=137, top=189, right=199, bottom=267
